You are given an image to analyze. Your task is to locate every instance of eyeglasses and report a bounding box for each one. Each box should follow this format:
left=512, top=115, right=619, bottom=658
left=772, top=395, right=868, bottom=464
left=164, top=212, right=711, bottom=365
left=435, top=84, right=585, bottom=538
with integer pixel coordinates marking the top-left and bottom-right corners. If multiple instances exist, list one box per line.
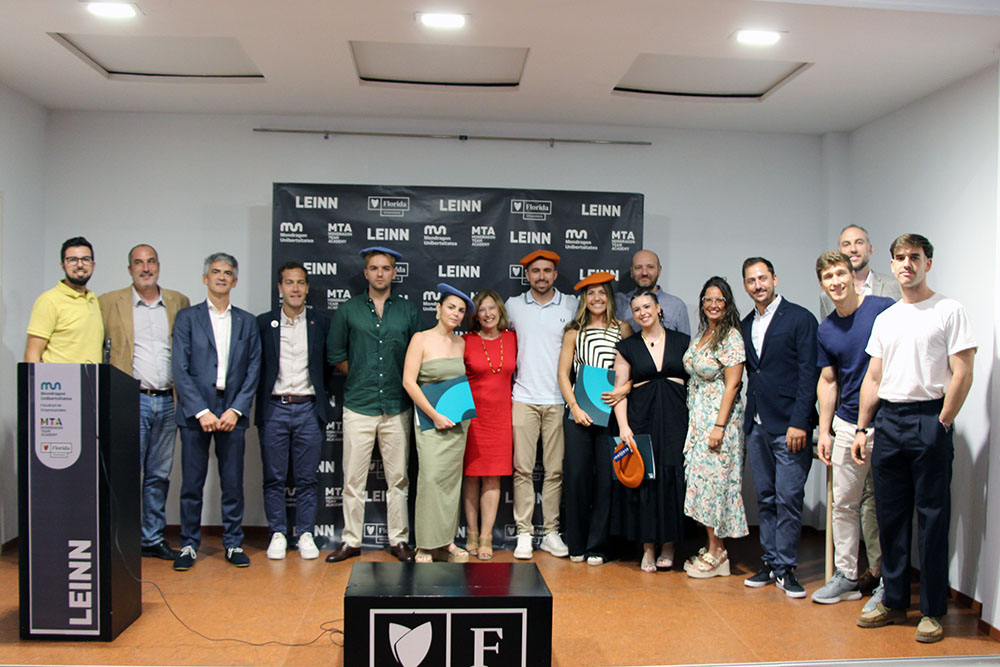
left=701, top=297, right=726, bottom=305
left=64, top=256, right=94, bottom=266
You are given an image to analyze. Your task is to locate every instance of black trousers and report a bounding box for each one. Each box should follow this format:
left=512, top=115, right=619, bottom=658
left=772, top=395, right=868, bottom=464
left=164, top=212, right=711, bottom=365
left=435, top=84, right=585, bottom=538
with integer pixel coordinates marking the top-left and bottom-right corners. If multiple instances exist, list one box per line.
left=872, top=398, right=952, bottom=617
left=563, top=414, right=614, bottom=558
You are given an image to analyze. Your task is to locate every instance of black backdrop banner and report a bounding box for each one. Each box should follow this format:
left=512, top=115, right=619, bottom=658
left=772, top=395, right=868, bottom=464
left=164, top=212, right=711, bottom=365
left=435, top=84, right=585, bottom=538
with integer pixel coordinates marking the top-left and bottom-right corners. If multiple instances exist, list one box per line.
left=271, top=183, right=643, bottom=549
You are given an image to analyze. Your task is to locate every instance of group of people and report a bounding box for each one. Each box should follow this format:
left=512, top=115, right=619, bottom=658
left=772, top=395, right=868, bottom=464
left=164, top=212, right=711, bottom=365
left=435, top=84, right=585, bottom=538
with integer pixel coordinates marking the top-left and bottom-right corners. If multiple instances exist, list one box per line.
left=25, top=225, right=975, bottom=644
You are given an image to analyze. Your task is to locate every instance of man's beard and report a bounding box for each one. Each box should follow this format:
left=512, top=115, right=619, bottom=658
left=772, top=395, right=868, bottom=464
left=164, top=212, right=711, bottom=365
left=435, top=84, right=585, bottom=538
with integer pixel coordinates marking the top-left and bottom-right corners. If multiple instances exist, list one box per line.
left=65, top=274, right=91, bottom=287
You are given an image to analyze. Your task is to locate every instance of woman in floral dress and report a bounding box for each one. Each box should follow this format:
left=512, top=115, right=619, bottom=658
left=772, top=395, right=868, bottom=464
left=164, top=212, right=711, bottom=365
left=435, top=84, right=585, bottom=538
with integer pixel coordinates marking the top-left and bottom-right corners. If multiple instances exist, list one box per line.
left=681, top=276, right=748, bottom=578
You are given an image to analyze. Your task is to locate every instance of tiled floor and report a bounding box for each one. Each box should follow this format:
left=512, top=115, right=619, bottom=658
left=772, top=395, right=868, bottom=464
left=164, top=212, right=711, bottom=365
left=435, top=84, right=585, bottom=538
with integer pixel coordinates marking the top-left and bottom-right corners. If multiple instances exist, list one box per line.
left=2, top=529, right=998, bottom=666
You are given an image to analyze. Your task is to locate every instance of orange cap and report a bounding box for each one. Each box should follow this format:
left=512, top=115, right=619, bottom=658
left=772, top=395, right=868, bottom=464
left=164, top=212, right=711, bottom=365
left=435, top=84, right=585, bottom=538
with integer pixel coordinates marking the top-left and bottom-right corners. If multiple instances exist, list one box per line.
left=574, top=271, right=616, bottom=291
left=518, top=249, right=561, bottom=267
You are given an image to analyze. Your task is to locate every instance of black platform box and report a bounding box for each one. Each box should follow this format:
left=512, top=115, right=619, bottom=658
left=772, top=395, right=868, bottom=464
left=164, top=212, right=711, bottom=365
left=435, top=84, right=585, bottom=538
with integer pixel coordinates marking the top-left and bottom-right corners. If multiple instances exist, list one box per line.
left=344, top=562, right=552, bottom=666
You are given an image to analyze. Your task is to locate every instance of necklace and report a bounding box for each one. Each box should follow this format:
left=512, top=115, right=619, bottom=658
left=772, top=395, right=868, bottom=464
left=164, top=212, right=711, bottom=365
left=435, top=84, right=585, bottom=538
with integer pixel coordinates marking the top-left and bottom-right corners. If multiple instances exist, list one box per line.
left=641, top=329, right=665, bottom=347
left=478, top=331, right=503, bottom=374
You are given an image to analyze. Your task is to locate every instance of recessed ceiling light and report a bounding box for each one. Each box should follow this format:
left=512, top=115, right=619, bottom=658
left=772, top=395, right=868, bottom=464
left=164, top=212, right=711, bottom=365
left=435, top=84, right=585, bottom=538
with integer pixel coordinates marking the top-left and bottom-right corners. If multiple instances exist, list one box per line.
left=735, top=29, right=782, bottom=46
left=84, top=2, right=137, bottom=19
left=417, top=12, right=467, bottom=29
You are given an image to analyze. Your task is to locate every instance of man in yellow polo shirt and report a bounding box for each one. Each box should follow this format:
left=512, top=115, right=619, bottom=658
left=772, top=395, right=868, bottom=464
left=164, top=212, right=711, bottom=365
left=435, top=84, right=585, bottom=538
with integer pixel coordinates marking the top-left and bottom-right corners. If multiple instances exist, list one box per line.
left=25, top=236, right=104, bottom=364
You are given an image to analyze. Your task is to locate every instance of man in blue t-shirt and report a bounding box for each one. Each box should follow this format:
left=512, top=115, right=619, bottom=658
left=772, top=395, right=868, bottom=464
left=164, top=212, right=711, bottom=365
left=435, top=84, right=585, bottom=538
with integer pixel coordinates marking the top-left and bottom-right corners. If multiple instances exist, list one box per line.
left=812, top=251, right=895, bottom=604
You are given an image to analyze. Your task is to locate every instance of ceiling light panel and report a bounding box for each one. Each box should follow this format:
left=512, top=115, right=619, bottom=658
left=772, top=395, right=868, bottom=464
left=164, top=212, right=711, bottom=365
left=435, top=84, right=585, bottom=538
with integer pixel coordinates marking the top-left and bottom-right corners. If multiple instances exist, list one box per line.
left=351, top=41, right=527, bottom=86
left=735, top=30, right=783, bottom=45
left=84, top=2, right=138, bottom=19
left=417, top=12, right=467, bottom=28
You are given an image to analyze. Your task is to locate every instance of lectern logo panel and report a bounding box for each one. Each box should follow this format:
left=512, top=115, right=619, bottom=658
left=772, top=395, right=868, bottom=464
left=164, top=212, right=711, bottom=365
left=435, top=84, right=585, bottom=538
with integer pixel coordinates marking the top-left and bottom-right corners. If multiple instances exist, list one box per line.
left=372, top=608, right=527, bottom=667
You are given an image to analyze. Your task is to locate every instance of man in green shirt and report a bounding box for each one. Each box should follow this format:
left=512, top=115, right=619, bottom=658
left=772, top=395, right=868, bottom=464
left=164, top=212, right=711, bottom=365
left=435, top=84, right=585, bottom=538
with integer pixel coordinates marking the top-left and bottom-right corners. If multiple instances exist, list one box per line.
left=326, top=246, right=420, bottom=563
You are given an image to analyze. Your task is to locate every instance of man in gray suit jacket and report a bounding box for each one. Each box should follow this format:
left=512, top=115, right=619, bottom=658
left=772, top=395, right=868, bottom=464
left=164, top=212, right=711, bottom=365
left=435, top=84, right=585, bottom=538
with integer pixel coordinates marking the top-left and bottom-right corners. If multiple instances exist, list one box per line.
left=820, top=225, right=901, bottom=319
left=817, top=224, right=901, bottom=595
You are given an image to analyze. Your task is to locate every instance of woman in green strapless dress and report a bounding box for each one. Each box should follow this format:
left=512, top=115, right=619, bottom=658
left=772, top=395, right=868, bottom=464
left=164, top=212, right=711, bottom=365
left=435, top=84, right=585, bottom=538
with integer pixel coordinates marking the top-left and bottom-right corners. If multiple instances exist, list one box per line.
left=402, top=284, right=477, bottom=563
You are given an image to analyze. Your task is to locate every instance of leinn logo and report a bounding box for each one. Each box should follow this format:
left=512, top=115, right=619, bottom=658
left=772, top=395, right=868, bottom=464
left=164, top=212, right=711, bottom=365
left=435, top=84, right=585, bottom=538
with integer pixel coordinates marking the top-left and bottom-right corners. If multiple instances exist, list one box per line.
left=294, top=195, right=338, bottom=209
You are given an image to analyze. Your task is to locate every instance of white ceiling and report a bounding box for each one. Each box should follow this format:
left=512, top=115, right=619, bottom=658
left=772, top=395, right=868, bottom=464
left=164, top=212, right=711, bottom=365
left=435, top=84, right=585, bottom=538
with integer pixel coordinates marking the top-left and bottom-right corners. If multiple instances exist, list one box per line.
left=1, top=0, right=999, bottom=134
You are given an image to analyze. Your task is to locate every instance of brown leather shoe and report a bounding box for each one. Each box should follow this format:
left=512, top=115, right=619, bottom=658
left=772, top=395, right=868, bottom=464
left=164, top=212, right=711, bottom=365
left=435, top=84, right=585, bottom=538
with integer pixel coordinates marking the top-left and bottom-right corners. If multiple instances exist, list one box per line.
left=389, top=542, right=415, bottom=562
left=858, top=568, right=880, bottom=595
left=325, top=542, right=361, bottom=563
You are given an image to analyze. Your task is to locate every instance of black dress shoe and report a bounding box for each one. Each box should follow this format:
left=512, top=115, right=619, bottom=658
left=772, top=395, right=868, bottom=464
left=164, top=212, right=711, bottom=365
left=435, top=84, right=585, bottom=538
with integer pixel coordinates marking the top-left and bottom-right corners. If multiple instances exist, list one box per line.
left=325, top=542, right=361, bottom=563
left=389, top=542, right=415, bottom=563
left=142, top=541, right=180, bottom=560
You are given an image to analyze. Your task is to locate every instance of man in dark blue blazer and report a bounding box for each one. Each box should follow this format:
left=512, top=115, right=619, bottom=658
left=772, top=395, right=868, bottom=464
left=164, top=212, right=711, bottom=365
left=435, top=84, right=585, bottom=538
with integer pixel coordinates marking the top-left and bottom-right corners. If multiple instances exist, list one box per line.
left=255, top=262, right=330, bottom=561
left=740, top=257, right=819, bottom=598
left=172, top=252, right=261, bottom=571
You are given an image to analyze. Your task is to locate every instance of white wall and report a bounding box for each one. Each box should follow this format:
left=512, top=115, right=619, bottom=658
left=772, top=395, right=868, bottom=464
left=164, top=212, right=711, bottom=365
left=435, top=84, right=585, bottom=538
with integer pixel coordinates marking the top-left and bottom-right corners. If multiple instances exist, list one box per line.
left=0, top=82, right=47, bottom=545
left=38, top=111, right=827, bottom=530
left=848, top=64, right=999, bottom=610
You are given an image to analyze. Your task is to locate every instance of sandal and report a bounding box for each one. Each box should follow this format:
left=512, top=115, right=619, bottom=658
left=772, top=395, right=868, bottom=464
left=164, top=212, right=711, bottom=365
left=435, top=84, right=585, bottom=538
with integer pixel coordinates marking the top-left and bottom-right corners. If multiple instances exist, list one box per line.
left=686, top=549, right=730, bottom=579
left=415, top=549, right=433, bottom=563
left=432, top=544, right=470, bottom=563
left=466, top=531, right=479, bottom=555
left=685, top=547, right=708, bottom=566
left=478, top=536, right=493, bottom=561
left=656, top=545, right=674, bottom=570
left=640, top=552, right=657, bottom=573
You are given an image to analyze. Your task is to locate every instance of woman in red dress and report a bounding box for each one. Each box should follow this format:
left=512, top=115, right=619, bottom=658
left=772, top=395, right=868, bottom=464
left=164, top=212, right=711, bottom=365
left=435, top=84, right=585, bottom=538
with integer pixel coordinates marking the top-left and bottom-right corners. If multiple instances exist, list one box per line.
left=462, top=289, right=517, bottom=560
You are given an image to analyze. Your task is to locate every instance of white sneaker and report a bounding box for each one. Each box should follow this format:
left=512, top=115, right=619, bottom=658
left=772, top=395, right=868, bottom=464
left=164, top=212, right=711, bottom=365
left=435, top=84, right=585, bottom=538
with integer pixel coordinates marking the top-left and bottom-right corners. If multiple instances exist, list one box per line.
left=267, top=532, right=287, bottom=560
left=513, top=533, right=533, bottom=559
left=297, top=532, right=320, bottom=560
left=540, top=532, right=569, bottom=558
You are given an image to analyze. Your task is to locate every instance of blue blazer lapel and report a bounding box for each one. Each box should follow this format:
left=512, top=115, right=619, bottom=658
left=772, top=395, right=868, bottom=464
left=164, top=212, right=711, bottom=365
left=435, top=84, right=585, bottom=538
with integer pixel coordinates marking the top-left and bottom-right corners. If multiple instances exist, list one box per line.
left=758, top=300, right=787, bottom=362
left=196, top=302, right=216, bottom=352
left=270, top=309, right=282, bottom=362
left=741, top=315, right=759, bottom=368
left=229, top=310, right=243, bottom=365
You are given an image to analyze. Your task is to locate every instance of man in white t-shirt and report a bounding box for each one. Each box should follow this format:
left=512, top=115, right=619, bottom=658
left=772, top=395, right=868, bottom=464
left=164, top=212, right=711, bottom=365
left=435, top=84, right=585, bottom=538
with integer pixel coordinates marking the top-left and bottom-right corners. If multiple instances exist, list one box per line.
left=852, top=234, right=976, bottom=644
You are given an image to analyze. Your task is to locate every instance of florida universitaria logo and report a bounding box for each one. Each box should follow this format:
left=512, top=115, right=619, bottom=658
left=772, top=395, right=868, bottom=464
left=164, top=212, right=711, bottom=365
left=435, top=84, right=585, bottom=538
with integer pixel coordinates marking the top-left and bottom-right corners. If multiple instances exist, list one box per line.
left=373, top=609, right=527, bottom=666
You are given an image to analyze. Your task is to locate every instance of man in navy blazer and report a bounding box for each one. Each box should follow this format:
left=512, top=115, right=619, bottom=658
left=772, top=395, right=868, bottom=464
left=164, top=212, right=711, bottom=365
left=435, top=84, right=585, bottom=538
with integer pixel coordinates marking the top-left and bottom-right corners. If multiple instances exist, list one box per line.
left=741, top=257, right=819, bottom=598
left=172, top=252, right=261, bottom=571
left=255, top=262, right=330, bottom=561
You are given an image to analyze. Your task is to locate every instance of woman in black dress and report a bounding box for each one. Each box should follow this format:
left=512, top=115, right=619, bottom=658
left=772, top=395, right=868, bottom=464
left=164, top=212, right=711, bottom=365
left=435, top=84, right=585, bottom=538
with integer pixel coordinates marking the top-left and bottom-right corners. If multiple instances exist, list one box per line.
left=611, top=290, right=690, bottom=573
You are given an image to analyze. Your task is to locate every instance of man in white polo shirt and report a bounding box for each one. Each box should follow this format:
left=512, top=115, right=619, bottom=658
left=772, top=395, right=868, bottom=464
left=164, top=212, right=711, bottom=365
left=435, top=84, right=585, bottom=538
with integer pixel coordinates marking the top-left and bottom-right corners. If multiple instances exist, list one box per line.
left=853, top=234, right=976, bottom=643
left=505, top=249, right=578, bottom=560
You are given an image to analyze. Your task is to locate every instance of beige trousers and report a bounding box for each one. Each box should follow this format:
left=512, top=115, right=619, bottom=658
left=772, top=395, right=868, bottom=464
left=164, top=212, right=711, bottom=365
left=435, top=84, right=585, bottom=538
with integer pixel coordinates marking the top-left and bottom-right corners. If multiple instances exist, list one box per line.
left=832, top=414, right=880, bottom=579
left=512, top=401, right=564, bottom=534
left=341, top=407, right=412, bottom=547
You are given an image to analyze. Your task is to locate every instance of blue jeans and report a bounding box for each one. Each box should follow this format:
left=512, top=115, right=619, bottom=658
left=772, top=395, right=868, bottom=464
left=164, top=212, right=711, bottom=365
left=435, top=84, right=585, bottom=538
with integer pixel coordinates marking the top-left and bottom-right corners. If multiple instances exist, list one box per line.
left=179, top=394, right=247, bottom=550
left=260, top=400, right=323, bottom=536
left=746, top=423, right=812, bottom=575
left=139, top=393, right=177, bottom=547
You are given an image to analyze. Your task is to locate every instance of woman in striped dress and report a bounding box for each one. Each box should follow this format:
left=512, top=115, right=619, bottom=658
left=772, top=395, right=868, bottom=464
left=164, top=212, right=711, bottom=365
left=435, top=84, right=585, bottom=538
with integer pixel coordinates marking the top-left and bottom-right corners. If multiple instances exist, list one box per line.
left=557, top=272, right=631, bottom=565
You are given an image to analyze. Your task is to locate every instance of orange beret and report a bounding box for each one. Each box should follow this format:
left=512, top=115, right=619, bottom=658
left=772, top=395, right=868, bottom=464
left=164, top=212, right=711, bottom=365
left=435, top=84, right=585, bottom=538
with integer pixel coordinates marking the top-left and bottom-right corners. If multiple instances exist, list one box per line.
left=519, top=249, right=561, bottom=268
left=574, top=271, right=616, bottom=291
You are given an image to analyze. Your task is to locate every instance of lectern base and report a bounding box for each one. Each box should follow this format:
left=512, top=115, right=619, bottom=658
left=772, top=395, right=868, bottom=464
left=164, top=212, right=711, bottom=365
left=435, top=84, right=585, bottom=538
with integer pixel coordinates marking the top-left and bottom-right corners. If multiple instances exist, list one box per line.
left=344, top=562, right=552, bottom=667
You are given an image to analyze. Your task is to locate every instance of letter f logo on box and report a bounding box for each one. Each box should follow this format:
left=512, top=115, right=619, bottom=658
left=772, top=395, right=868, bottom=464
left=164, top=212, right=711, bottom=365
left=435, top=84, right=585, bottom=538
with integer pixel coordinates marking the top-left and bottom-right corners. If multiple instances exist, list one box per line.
left=470, top=627, right=503, bottom=667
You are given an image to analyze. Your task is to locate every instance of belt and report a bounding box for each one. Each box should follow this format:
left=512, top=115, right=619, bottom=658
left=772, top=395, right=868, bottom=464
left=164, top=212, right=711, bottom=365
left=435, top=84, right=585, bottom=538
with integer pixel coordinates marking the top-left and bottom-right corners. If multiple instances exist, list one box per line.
left=216, top=389, right=225, bottom=396
left=140, top=387, right=173, bottom=397
left=272, top=394, right=316, bottom=404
